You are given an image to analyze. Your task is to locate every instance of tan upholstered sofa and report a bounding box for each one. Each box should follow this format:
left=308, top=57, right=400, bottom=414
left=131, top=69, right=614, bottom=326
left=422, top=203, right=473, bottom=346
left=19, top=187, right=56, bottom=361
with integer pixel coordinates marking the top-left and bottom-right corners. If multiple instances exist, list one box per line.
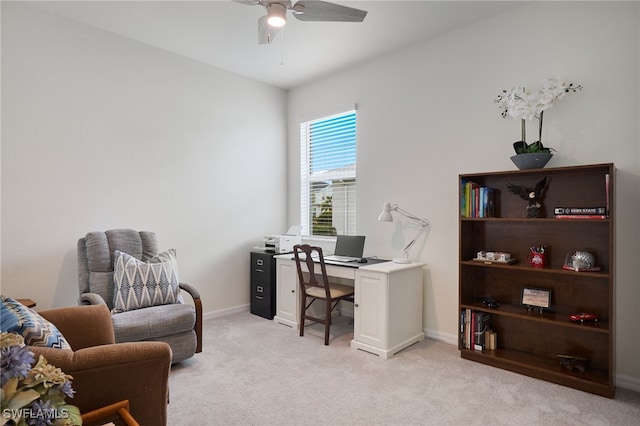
left=29, top=304, right=172, bottom=426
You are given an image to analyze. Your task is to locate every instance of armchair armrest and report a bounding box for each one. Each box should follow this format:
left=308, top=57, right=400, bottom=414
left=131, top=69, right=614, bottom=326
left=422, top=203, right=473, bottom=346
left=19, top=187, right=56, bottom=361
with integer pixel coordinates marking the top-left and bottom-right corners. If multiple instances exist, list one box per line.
left=39, top=305, right=115, bottom=349
left=179, top=282, right=200, bottom=299
left=30, top=341, right=171, bottom=426
left=79, top=292, right=108, bottom=306
left=179, top=282, right=202, bottom=353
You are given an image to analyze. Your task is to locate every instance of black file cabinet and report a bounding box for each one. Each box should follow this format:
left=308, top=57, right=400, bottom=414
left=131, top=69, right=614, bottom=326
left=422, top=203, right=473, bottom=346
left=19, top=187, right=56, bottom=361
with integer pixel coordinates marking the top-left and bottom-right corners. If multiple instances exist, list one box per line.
left=250, top=249, right=276, bottom=319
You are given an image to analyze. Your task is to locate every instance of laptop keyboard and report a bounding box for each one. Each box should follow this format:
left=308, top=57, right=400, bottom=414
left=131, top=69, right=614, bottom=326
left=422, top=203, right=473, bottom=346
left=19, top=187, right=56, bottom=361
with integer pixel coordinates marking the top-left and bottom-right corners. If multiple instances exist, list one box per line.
left=324, top=255, right=359, bottom=263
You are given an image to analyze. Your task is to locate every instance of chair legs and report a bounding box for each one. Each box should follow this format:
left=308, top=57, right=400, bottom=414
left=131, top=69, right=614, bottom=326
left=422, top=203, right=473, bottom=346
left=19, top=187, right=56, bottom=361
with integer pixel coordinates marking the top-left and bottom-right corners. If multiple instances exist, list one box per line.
left=324, top=298, right=331, bottom=345
left=299, top=293, right=308, bottom=338
left=300, top=296, right=338, bottom=346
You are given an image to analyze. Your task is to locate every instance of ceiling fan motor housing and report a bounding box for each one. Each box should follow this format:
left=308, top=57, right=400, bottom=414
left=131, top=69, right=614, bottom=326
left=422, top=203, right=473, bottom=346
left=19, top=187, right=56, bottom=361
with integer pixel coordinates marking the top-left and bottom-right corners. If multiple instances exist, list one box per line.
left=234, top=0, right=368, bottom=44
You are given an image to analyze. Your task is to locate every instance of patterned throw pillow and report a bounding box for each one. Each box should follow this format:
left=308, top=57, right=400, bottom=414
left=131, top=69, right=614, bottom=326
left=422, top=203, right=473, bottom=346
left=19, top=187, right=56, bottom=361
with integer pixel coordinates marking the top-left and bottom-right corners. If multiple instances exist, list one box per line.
left=112, top=249, right=182, bottom=314
left=0, top=295, right=72, bottom=350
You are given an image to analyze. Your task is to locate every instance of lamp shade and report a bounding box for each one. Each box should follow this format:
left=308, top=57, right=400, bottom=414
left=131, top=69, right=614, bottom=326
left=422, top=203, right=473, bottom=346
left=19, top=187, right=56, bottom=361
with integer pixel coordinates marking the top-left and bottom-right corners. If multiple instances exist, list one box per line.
left=378, top=202, right=393, bottom=222
left=267, top=3, right=287, bottom=27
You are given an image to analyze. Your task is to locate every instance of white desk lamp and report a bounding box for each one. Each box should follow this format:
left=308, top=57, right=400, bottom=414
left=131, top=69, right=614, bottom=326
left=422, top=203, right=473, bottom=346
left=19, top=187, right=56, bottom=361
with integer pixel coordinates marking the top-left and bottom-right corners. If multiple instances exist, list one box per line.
left=378, top=202, right=430, bottom=264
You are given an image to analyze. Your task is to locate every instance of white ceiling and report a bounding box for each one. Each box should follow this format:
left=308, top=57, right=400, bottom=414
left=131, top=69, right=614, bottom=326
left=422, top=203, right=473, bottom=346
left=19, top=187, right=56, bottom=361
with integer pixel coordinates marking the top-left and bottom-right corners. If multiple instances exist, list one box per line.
left=31, top=1, right=529, bottom=89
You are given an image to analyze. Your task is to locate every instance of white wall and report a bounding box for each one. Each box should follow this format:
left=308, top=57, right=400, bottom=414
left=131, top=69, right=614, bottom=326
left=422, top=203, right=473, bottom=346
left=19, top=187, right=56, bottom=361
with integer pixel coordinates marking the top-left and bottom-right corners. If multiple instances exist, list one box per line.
left=1, top=3, right=288, bottom=312
left=288, top=1, right=640, bottom=389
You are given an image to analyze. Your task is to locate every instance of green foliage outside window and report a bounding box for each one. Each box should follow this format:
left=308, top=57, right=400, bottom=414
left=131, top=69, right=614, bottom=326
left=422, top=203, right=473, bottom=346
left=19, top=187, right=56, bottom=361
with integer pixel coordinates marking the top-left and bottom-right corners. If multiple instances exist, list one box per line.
left=312, top=196, right=336, bottom=236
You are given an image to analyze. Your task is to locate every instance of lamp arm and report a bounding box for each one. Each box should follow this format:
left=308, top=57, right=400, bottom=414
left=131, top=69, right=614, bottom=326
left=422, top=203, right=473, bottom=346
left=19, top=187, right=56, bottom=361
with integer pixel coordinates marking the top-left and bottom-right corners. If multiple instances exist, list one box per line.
left=402, top=222, right=428, bottom=253
left=392, top=205, right=430, bottom=227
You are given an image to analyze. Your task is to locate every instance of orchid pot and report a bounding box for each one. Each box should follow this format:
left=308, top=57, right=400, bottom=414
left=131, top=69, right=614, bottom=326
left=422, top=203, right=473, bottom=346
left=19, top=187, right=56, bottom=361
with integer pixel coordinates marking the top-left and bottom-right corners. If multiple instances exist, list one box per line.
left=495, top=78, right=582, bottom=170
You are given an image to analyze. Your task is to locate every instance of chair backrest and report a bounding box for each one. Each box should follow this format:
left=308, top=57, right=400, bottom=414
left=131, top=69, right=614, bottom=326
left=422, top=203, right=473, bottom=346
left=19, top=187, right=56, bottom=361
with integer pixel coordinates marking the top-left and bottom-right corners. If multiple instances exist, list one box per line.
left=77, top=229, right=159, bottom=310
left=293, top=244, right=331, bottom=299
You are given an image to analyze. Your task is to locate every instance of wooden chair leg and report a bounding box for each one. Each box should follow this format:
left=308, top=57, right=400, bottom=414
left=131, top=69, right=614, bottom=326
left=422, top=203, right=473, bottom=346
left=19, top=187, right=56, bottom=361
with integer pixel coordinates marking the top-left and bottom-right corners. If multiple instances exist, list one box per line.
left=324, top=298, right=331, bottom=345
left=299, top=294, right=305, bottom=337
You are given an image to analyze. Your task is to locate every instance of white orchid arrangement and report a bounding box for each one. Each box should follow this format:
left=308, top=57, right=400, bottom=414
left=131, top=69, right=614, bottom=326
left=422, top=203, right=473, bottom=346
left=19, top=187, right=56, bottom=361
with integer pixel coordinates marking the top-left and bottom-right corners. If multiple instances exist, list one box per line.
left=495, top=78, right=582, bottom=154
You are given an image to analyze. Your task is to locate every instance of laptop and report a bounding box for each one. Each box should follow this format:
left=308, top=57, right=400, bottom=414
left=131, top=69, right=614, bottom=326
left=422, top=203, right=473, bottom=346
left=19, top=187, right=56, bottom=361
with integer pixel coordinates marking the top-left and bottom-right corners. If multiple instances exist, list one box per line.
left=324, top=235, right=366, bottom=263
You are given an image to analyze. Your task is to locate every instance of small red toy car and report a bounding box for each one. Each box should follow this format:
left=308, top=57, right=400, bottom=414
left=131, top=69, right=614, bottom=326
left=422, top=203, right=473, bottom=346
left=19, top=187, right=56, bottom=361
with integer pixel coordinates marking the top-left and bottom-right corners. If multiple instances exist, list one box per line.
left=569, top=312, right=599, bottom=323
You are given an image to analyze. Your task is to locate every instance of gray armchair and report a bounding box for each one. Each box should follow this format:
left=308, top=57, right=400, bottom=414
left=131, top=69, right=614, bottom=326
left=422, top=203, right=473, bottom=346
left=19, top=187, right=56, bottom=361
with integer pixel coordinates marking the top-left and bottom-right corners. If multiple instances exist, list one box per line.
left=77, top=229, right=202, bottom=363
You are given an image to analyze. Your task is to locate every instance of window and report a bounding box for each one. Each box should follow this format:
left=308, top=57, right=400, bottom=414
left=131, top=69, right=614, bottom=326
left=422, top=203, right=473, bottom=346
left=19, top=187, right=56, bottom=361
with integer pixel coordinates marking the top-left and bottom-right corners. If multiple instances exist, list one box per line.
left=300, top=110, right=356, bottom=236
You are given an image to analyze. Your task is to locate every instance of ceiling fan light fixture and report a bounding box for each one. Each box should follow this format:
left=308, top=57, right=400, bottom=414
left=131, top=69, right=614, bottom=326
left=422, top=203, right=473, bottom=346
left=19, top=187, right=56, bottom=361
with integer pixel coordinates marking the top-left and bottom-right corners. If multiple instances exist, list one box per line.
left=267, top=3, right=287, bottom=28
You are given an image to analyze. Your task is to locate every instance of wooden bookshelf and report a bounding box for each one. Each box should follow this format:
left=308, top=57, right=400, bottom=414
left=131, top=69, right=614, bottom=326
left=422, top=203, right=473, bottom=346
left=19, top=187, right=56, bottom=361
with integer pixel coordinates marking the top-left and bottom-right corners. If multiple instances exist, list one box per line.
left=458, top=163, right=615, bottom=398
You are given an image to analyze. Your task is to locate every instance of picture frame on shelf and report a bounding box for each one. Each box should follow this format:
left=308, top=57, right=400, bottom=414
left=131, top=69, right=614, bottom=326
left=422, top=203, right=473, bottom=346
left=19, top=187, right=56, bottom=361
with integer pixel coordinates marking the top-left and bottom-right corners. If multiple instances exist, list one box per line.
left=522, top=287, right=551, bottom=312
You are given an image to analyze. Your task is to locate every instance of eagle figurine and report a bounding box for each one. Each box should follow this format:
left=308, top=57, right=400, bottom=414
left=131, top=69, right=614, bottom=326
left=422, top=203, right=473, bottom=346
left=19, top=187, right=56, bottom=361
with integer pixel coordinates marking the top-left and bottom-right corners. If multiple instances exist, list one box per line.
left=506, top=176, right=549, bottom=218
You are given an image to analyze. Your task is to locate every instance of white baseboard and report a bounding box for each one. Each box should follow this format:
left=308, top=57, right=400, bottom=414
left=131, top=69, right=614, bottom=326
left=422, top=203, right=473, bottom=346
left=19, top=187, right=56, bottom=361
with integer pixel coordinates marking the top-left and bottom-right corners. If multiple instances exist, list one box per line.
left=203, top=303, right=249, bottom=320
left=615, top=373, right=640, bottom=393
left=424, top=327, right=458, bottom=346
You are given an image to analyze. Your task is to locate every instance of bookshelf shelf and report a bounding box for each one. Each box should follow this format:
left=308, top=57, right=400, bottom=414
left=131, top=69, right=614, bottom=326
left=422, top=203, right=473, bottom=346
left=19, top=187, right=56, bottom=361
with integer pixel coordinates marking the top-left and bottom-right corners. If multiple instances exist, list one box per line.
left=461, top=217, right=610, bottom=223
left=460, top=260, right=611, bottom=278
left=460, top=303, right=610, bottom=333
left=458, top=163, right=615, bottom=398
left=460, top=348, right=612, bottom=396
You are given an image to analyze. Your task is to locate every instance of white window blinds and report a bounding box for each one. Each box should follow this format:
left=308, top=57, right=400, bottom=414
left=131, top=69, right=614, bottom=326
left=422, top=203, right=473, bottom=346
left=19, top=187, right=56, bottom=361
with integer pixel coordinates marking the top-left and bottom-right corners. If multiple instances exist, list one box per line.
left=300, top=110, right=357, bottom=236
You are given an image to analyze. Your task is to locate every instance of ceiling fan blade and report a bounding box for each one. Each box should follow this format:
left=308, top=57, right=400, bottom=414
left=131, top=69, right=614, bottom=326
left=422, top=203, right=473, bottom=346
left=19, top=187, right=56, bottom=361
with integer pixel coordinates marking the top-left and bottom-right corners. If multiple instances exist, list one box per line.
left=258, top=15, right=280, bottom=44
left=292, top=0, right=367, bottom=22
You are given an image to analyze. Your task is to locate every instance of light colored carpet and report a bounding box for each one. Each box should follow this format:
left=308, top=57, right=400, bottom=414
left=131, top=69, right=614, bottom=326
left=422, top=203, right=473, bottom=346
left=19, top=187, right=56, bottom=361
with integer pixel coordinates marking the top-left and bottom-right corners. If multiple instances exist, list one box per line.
left=168, top=311, right=640, bottom=425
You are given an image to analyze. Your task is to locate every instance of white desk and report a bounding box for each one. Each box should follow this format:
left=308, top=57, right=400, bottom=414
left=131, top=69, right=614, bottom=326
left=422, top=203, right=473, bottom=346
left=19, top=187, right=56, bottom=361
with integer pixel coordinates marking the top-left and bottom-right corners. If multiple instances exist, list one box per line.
left=274, top=255, right=425, bottom=359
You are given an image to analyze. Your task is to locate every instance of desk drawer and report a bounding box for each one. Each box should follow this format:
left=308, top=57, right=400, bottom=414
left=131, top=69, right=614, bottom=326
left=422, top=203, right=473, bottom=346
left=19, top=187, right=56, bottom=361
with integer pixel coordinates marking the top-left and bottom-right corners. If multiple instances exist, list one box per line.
left=323, top=264, right=357, bottom=280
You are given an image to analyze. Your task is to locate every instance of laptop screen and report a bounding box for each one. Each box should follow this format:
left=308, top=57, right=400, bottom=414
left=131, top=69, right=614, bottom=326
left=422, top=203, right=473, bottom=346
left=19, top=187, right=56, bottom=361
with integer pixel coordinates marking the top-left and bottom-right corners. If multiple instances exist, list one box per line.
left=333, top=235, right=366, bottom=258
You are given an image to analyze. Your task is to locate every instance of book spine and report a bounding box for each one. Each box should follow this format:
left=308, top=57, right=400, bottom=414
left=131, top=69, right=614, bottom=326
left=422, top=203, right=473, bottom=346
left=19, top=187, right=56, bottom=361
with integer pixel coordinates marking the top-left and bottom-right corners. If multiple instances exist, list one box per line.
left=605, top=173, right=610, bottom=218
left=460, top=179, right=467, bottom=217
left=465, top=308, right=471, bottom=349
left=554, top=207, right=606, bottom=215
left=473, top=312, right=491, bottom=351
left=473, top=311, right=482, bottom=351
left=464, top=182, right=472, bottom=218
left=471, top=310, right=476, bottom=349
left=487, top=188, right=495, bottom=218
left=555, top=214, right=607, bottom=219
left=460, top=310, right=465, bottom=349
left=484, top=330, right=497, bottom=350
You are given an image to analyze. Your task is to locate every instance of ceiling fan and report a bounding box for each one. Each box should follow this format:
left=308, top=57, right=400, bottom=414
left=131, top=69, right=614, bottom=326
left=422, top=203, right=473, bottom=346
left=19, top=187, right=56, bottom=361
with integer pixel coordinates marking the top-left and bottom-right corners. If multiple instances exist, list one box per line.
left=234, top=0, right=368, bottom=44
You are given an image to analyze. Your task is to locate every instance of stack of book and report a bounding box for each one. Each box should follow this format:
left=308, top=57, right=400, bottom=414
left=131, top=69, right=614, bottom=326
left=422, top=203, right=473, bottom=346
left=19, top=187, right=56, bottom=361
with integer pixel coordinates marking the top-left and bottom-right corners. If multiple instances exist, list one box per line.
left=460, top=180, right=495, bottom=218
left=554, top=207, right=607, bottom=219
left=460, top=309, right=492, bottom=351
left=554, top=172, right=610, bottom=219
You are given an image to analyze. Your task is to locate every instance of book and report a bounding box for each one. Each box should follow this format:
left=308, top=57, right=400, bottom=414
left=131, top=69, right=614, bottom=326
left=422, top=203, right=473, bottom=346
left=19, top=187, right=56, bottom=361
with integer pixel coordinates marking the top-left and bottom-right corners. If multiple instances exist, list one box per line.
left=460, top=179, right=467, bottom=217
left=460, top=310, right=465, bottom=349
left=465, top=308, right=471, bottom=349
left=554, top=207, right=606, bottom=215
left=473, top=311, right=491, bottom=351
left=470, top=309, right=476, bottom=349
left=555, top=214, right=607, bottom=220
left=484, top=330, right=497, bottom=350
left=460, top=309, right=493, bottom=350
left=605, top=173, right=610, bottom=217
left=460, top=180, right=494, bottom=218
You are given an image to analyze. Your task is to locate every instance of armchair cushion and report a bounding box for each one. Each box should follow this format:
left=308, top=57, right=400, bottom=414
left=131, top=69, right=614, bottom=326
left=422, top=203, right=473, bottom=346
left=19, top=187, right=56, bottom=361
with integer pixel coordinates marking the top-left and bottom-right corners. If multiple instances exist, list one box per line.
left=0, top=295, right=71, bottom=350
left=112, top=249, right=182, bottom=313
left=112, top=303, right=195, bottom=342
